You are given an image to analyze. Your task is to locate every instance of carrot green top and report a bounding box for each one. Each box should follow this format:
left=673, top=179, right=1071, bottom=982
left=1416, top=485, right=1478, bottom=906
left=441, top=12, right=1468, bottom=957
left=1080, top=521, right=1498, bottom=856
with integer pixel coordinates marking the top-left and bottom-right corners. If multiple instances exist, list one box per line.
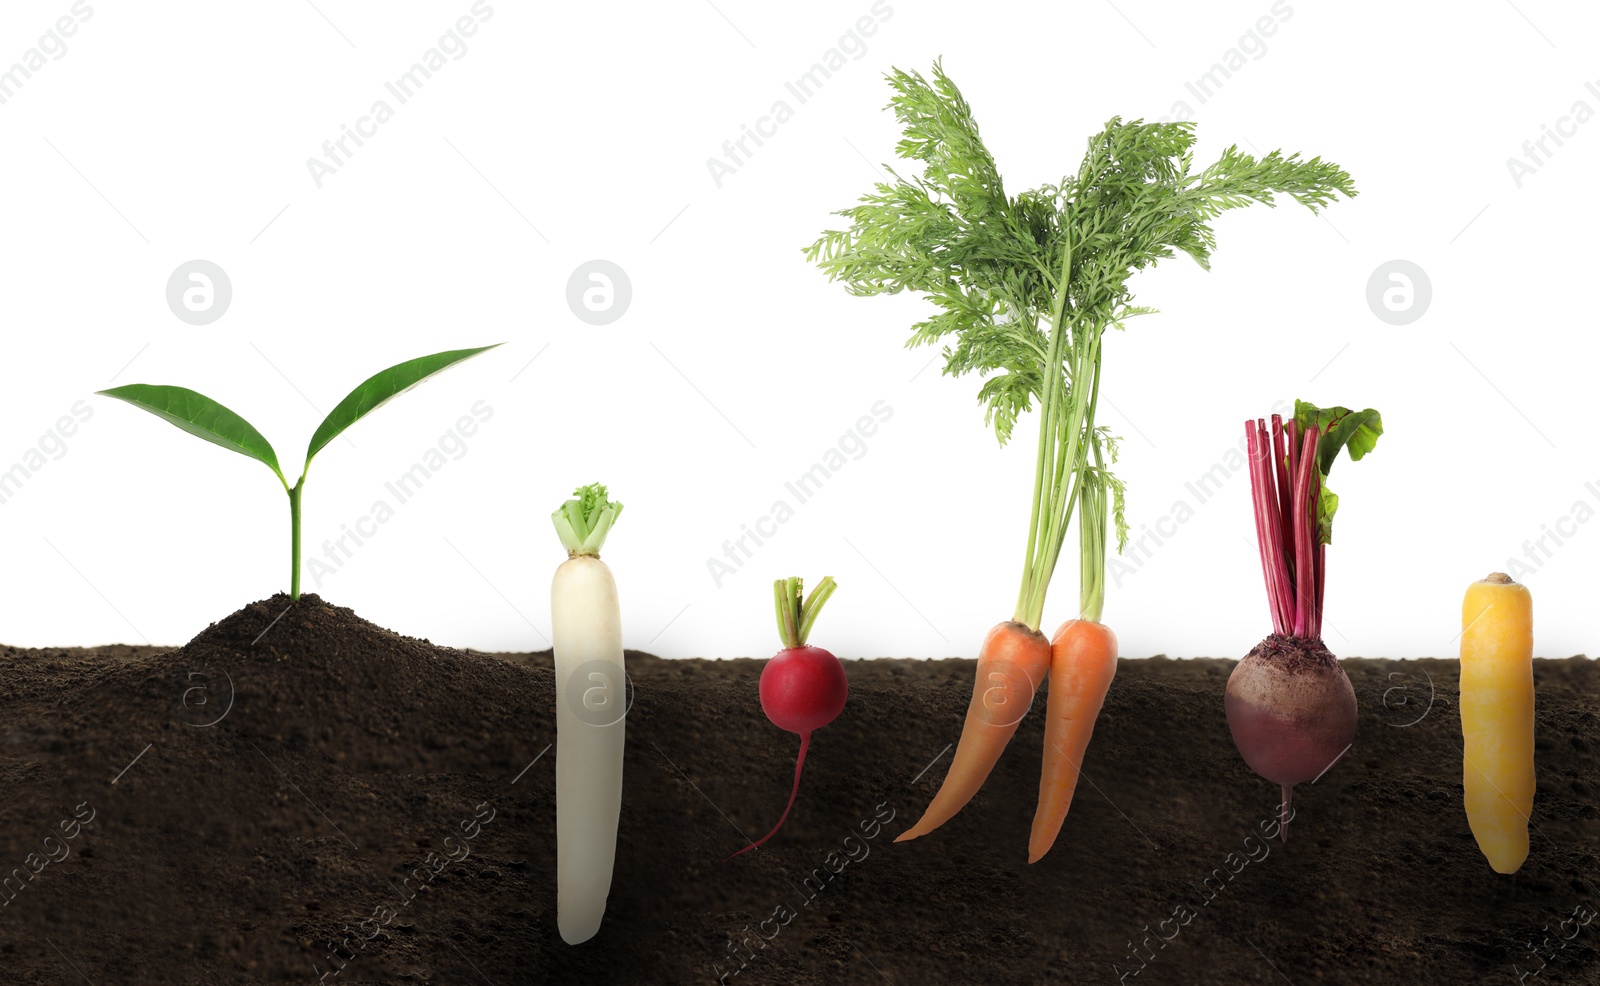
left=806, top=59, right=1357, bottom=629
left=552, top=483, right=623, bottom=557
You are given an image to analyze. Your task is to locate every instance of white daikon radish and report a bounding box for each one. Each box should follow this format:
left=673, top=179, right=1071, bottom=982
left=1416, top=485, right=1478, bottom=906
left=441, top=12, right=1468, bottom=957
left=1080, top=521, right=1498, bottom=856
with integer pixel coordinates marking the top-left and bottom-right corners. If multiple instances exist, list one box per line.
left=551, top=483, right=626, bottom=945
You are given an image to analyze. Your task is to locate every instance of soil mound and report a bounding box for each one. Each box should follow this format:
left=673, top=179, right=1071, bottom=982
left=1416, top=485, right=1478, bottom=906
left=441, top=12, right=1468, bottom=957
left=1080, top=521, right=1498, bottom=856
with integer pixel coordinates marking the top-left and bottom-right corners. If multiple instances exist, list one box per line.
left=0, top=594, right=552, bottom=984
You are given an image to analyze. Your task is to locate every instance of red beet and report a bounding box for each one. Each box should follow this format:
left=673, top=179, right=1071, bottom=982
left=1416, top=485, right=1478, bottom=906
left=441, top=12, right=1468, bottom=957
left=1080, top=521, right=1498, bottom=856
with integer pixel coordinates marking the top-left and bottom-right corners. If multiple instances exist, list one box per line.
left=1234, top=406, right=1382, bottom=840
left=1225, top=635, right=1356, bottom=839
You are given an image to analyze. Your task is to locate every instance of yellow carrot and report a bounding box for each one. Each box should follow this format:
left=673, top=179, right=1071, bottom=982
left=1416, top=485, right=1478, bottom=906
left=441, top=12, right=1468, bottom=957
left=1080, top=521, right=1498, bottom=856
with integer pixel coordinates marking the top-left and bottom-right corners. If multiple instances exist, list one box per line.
left=1459, top=572, right=1535, bottom=874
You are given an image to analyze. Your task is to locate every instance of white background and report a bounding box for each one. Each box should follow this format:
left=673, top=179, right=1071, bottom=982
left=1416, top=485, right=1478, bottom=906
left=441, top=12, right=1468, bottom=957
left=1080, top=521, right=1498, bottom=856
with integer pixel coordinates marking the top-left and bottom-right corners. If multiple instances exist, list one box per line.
left=0, top=0, right=1595, bottom=660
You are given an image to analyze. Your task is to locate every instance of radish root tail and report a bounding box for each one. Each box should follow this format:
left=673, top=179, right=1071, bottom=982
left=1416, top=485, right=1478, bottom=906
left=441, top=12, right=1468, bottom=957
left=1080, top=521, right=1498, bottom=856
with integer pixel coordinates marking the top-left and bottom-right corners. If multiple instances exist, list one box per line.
left=724, top=732, right=812, bottom=861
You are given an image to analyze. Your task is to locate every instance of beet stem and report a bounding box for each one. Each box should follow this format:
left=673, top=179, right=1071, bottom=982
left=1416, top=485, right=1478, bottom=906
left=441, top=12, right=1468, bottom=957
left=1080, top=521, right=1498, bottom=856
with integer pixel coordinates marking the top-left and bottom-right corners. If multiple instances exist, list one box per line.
left=1291, top=427, right=1319, bottom=637
left=1271, top=414, right=1291, bottom=551
left=1245, top=423, right=1281, bottom=635
left=1249, top=418, right=1298, bottom=634
left=724, top=732, right=812, bottom=861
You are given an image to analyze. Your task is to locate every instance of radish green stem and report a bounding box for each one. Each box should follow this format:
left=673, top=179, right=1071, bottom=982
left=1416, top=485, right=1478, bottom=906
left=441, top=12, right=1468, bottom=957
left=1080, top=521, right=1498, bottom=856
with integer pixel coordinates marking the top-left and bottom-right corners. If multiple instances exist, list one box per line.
left=774, top=580, right=796, bottom=649
left=552, top=483, right=624, bottom=557
left=775, top=576, right=837, bottom=649
left=797, top=577, right=838, bottom=644
left=776, top=579, right=801, bottom=649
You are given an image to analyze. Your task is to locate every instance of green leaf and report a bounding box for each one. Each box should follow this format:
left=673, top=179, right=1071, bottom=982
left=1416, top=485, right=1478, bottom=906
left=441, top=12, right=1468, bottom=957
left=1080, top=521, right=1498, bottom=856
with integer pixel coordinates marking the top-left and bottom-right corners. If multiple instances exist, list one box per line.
left=1316, top=486, right=1341, bottom=546
left=1293, top=400, right=1383, bottom=477
left=885, top=59, right=1007, bottom=224
left=305, top=345, right=501, bottom=466
left=97, top=384, right=285, bottom=485
left=552, top=482, right=624, bottom=556
left=1293, top=400, right=1383, bottom=544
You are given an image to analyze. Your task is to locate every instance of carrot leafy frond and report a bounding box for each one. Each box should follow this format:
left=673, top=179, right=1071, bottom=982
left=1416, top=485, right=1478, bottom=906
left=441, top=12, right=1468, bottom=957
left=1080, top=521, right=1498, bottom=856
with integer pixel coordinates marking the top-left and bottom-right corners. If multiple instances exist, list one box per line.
left=809, top=60, right=1358, bottom=629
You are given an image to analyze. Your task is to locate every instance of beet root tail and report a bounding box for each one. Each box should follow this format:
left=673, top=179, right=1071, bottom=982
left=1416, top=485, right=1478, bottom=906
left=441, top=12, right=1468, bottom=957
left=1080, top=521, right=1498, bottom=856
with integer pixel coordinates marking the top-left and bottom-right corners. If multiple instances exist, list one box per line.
left=724, top=732, right=811, bottom=861
left=1280, top=784, right=1292, bottom=844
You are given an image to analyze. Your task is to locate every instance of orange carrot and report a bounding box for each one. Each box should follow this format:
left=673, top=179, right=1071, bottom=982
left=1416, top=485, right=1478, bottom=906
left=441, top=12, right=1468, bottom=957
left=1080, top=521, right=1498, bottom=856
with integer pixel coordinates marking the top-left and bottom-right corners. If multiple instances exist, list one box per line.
left=896, top=621, right=1050, bottom=842
left=1029, top=618, right=1118, bottom=862
left=810, top=64, right=1357, bottom=861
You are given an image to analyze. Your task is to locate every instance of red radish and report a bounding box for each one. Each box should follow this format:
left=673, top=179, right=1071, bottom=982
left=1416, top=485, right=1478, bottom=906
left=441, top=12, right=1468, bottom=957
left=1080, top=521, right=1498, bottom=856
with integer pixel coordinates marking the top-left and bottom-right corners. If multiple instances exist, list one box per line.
left=726, top=576, right=847, bottom=860
left=1228, top=402, right=1383, bottom=841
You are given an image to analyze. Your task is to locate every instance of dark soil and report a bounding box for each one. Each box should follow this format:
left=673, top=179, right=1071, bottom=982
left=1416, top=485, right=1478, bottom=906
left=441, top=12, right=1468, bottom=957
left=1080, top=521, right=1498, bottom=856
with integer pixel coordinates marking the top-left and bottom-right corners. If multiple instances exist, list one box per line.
left=0, top=594, right=1594, bottom=985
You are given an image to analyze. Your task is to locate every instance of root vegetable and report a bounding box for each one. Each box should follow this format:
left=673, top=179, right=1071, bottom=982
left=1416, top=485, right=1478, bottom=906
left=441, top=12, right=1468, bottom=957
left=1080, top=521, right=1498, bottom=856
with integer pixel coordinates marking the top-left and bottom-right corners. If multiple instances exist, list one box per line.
left=1029, top=618, right=1118, bottom=863
left=894, top=621, right=1050, bottom=843
left=809, top=61, right=1357, bottom=858
left=1023, top=443, right=1124, bottom=862
left=551, top=484, right=626, bottom=945
left=1228, top=403, right=1382, bottom=840
left=1225, top=635, right=1356, bottom=839
left=727, top=577, right=847, bottom=860
left=1460, top=572, right=1535, bottom=874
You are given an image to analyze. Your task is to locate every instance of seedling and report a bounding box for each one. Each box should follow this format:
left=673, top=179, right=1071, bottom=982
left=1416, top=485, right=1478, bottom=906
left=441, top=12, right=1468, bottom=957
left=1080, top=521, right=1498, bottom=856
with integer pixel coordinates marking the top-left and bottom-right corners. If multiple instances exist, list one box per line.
left=98, top=345, right=500, bottom=599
